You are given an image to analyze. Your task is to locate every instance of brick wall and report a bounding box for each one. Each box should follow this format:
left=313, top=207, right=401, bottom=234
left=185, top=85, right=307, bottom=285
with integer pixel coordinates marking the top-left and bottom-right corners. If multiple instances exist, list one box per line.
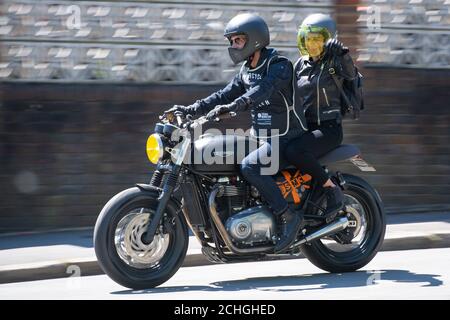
left=1, top=66, right=449, bottom=232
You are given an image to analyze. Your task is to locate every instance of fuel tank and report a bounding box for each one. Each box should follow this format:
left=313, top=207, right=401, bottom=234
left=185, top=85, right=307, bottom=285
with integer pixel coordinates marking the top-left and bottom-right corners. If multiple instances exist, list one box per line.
left=190, top=134, right=259, bottom=174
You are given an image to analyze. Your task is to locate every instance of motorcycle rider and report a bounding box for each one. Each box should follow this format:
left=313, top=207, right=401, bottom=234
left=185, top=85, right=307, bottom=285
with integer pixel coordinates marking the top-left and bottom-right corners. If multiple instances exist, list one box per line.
left=164, top=13, right=306, bottom=252
left=284, top=14, right=357, bottom=225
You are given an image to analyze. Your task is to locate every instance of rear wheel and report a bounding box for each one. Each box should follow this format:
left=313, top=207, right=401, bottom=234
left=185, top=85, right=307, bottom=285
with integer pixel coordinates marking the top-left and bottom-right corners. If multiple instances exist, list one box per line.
left=94, top=187, right=188, bottom=289
left=300, top=176, right=385, bottom=273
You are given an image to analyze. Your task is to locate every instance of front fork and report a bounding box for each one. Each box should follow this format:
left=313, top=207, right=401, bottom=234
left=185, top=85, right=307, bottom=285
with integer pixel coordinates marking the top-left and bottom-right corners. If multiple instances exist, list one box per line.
left=142, top=134, right=191, bottom=244
left=142, top=165, right=181, bottom=244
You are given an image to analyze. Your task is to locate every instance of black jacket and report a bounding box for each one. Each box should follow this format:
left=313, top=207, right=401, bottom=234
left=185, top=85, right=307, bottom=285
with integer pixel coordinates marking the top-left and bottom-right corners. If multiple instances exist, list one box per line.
left=294, top=53, right=356, bottom=125
left=193, top=47, right=305, bottom=138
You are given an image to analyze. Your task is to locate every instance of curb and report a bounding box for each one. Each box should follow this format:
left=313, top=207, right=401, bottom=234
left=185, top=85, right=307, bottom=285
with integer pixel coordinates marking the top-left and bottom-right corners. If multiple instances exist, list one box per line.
left=1, top=233, right=450, bottom=285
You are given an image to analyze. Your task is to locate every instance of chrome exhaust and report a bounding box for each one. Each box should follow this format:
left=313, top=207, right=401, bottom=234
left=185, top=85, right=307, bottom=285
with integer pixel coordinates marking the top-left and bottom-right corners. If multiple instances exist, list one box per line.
left=208, top=187, right=349, bottom=255
left=291, top=217, right=349, bottom=249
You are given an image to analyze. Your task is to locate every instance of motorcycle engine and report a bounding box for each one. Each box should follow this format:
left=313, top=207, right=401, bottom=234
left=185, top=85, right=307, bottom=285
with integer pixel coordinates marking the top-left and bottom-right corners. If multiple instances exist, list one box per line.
left=213, top=177, right=275, bottom=246
left=225, top=206, right=276, bottom=246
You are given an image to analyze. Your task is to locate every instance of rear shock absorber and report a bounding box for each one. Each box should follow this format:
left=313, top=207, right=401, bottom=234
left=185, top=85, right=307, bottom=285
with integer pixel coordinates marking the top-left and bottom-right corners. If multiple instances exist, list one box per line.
left=335, top=171, right=347, bottom=190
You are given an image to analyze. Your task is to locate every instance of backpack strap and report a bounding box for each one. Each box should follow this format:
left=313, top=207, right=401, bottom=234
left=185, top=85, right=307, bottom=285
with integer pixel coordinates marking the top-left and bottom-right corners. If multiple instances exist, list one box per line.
left=328, top=59, right=357, bottom=119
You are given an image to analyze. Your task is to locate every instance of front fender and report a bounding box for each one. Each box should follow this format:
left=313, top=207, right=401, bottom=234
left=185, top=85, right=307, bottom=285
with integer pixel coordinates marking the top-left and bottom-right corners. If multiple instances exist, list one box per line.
left=136, top=183, right=162, bottom=194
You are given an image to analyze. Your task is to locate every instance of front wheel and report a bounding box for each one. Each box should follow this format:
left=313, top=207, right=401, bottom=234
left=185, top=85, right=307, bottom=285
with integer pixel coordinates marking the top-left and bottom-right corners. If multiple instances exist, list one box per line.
left=94, top=187, right=188, bottom=289
left=300, top=174, right=386, bottom=273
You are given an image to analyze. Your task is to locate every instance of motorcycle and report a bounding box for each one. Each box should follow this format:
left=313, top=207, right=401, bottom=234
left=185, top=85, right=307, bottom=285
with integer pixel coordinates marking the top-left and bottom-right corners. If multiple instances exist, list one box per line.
left=94, top=111, right=386, bottom=289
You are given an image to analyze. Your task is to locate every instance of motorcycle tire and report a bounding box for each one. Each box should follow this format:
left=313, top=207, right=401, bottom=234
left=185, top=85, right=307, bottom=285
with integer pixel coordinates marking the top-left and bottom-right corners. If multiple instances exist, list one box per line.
left=300, top=174, right=386, bottom=273
left=94, top=187, right=188, bottom=289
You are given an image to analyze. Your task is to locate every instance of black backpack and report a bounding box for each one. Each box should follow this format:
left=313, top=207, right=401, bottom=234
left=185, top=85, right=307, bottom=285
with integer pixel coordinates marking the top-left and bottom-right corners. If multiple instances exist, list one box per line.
left=328, top=64, right=364, bottom=120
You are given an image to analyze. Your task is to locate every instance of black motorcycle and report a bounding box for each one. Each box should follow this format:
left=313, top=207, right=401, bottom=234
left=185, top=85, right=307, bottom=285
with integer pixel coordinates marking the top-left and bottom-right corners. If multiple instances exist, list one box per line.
left=94, top=111, right=386, bottom=289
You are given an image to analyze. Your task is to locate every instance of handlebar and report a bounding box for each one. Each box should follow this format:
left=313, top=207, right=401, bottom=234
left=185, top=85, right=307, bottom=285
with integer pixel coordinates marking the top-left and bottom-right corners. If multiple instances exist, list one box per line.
left=159, top=110, right=237, bottom=130
left=188, top=116, right=208, bottom=130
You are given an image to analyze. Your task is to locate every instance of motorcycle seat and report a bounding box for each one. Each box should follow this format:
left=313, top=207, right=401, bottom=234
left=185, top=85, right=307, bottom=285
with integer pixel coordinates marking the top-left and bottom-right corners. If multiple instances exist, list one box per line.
left=283, top=144, right=361, bottom=170
left=317, top=144, right=360, bottom=165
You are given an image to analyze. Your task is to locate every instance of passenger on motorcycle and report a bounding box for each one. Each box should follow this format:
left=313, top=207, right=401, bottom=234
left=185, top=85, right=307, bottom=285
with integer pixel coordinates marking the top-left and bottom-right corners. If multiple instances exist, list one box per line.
left=284, top=13, right=358, bottom=234
left=164, top=13, right=306, bottom=253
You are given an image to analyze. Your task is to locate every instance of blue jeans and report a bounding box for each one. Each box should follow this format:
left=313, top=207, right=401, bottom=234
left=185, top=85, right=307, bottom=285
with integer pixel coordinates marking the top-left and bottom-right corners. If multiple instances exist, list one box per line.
left=240, top=137, right=291, bottom=215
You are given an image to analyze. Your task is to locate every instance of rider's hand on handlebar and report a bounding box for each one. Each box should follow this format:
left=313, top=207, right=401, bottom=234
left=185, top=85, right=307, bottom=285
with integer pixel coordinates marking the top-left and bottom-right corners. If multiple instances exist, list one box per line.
left=163, top=104, right=199, bottom=120
left=163, top=105, right=187, bottom=117
left=206, top=104, right=235, bottom=121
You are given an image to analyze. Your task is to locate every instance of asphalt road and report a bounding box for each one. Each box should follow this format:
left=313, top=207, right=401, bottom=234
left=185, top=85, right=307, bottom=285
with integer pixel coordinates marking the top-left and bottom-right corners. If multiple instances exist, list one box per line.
left=1, top=248, right=449, bottom=300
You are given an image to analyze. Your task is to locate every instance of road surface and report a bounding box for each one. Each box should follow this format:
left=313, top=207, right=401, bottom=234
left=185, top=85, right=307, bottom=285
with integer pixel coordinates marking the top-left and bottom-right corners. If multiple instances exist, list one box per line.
left=0, top=248, right=449, bottom=300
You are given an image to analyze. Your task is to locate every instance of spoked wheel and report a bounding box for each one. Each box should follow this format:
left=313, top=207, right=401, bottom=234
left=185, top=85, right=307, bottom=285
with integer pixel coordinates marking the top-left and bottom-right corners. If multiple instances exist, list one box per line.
left=300, top=176, right=386, bottom=273
left=94, top=187, right=188, bottom=289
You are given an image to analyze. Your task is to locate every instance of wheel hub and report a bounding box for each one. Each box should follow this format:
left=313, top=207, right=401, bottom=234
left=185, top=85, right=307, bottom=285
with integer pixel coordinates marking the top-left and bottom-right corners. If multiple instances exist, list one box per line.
left=114, top=212, right=170, bottom=269
left=333, top=205, right=363, bottom=244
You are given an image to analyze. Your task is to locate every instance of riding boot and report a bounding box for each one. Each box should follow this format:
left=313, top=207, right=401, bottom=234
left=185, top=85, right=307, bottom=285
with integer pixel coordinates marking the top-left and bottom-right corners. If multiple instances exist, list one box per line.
left=274, top=208, right=304, bottom=253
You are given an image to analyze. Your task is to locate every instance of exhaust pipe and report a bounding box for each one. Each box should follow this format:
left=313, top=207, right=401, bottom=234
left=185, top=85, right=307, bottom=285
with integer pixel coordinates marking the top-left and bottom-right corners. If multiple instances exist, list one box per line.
left=208, top=187, right=349, bottom=255
left=291, top=217, right=349, bottom=249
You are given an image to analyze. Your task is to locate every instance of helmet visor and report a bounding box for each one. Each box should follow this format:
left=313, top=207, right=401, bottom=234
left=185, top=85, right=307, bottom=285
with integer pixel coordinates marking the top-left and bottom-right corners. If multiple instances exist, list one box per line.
left=297, top=25, right=331, bottom=57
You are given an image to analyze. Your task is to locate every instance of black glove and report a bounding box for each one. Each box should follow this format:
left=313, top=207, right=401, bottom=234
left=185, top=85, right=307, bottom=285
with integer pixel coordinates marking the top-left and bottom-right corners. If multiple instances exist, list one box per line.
left=164, top=103, right=197, bottom=117
left=164, top=104, right=184, bottom=115
left=206, top=104, right=234, bottom=121
left=324, top=38, right=349, bottom=58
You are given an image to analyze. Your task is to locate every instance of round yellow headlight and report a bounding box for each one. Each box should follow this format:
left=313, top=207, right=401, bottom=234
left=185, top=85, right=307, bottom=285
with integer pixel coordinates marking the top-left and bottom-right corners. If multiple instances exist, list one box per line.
left=146, top=134, right=164, bottom=164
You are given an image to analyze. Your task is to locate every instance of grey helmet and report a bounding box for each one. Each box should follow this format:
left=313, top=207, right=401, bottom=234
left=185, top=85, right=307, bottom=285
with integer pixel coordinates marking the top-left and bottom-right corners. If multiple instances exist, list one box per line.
left=297, top=13, right=337, bottom=57
left=224, top=13, right=270, bottom=64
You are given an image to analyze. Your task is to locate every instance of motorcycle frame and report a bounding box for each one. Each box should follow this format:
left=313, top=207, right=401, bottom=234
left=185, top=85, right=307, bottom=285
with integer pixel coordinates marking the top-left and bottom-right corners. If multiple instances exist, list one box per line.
left=142, top=118, right=344, bottom=259
left=144, top=160, right=335, bottom=261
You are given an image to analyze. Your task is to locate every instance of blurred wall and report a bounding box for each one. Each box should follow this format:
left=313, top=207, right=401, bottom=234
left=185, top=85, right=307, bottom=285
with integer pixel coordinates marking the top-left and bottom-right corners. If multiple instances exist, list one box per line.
left=0, top=0, right=449, bottom=232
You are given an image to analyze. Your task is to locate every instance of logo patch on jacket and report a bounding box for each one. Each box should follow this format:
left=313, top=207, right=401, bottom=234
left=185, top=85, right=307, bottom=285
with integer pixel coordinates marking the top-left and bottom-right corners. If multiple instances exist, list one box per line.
left=256, top=112, right=272, bottom=125
left=242, top=72, right=262, bottom=84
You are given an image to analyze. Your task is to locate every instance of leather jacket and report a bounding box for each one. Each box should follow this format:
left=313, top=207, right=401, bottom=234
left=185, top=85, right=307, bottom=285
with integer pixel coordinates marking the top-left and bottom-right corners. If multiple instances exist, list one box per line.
left=192, top=47, right=305, bottom=138
left=293, top=53, right=356, bottom=126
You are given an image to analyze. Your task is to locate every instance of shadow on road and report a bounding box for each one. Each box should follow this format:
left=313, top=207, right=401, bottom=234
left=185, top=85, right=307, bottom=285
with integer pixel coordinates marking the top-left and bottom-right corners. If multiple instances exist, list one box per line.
left=110, top=269, right=443, bottom=295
